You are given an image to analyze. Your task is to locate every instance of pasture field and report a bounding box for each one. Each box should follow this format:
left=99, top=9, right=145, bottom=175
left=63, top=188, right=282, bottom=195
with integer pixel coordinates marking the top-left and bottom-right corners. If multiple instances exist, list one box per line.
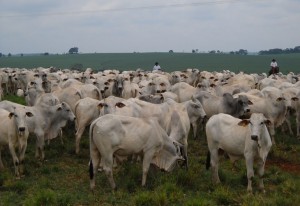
left=0, top=95, right=299, bottom=206
left=1, top=53, right=300, bottom=74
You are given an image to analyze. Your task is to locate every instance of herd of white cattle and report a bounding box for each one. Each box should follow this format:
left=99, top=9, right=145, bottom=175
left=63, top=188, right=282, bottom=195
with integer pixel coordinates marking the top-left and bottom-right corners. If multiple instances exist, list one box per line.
left=0, top=67, right=299, bottom=192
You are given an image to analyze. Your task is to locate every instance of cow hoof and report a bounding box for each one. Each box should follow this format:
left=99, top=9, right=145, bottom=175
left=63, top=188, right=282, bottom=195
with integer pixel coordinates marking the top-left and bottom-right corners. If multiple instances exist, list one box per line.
left=15, top=176, right=21, bottom=180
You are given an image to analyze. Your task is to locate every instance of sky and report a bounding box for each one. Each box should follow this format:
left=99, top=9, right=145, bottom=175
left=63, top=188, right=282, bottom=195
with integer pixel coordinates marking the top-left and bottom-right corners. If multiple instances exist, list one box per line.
left=0, top=0, right=299, bottom=54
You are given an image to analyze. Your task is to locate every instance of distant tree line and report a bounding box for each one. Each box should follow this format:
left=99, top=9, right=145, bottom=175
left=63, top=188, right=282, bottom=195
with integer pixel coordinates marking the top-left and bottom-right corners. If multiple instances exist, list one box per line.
left=69, top=47, right=79, bottom=54
left=229, top=49, right=248, bottom=55
left=258, top=46, right=300, bottom=55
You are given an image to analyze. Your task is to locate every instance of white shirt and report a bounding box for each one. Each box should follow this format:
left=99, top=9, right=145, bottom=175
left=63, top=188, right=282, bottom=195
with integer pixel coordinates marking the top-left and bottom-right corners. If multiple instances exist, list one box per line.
left=153, top=65, right=161, bottom=71
left=270, top=61, right=278, bottom=67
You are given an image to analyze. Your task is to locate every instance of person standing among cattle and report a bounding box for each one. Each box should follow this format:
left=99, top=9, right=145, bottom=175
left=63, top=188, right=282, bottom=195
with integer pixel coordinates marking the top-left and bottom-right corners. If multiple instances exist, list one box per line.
left=153, top=62, right=162, bottom=72
left=269, top=59, right=279, bottom=76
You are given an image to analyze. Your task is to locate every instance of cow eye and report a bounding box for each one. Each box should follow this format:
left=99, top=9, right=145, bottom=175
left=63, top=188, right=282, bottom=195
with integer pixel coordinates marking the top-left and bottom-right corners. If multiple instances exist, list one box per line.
left=260, top=122, right=264, bottom=125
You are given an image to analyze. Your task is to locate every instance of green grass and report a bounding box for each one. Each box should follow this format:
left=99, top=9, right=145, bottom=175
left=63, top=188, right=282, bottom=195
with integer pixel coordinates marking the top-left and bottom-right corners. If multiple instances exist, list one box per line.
left=0, top=95, right=300, bottom=205
left=1, top=53, right=300, bottom=74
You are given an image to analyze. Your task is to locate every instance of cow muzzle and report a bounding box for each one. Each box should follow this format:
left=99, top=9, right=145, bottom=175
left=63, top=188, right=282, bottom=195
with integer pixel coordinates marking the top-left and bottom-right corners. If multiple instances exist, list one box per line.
left=18, top=127, right=26, bottom=136
left=251, top=135, right=258, bottom=141
left=19, top=127, right=25, bottom=132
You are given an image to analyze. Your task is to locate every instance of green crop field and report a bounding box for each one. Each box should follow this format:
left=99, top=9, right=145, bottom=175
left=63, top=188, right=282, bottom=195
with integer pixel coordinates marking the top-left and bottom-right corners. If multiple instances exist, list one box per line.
left=1, top=53, right=300, bottom=74
left=0, top=95, right=299, bottom=206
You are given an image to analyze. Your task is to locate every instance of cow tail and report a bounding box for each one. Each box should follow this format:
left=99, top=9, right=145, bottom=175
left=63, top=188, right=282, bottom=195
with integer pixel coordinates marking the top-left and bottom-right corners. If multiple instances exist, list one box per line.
left=89, top=159, right=94, bottom=180
left=89, top=121, right=96, bottom=180
left=206, top=151, right=211, bottom=170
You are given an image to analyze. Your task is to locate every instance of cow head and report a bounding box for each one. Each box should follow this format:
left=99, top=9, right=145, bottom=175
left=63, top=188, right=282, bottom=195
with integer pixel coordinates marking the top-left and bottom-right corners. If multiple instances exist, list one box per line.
left=57, top=102, right=76, bottom=122
left=238, top=113, right=272, bottom=158
left=9, top=107, right=33, bottom=136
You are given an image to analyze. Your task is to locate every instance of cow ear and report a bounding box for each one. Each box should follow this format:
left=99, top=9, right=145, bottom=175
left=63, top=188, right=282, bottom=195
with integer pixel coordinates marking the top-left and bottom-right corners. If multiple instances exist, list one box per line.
left=264, top=119, right=272, bottom=127
left=248, top=100, right=253, bottom=105
left=115, top=102, right=126, bottom=108
left=238, top=119, right=250, bottom=127
left=8, top=112, right=14, bottom=119
left=26, top=112, right=34, bottom=117
left=97, top=103, right=104, bottom=109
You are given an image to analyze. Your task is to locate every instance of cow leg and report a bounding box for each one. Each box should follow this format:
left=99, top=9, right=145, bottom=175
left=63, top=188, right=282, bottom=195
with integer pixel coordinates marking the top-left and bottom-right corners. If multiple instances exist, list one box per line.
left=192, top=122, right=198, bottom=139
left=18, top=139, right=28, bottom=176
left=35, top=134, right=45, bottom=160
left=8, top=142, right=20, bottom=179
left=102, top=155, right=115, bottom=190
left=0, top=149, right=4, bottom=170
left=89, top=143, right=100, bottom=190
left=257, top=160, right=265, bottom=192
left=141, top=150, right=156, bottom=186
left=296, top=114, right=300, bottom=138
left=183, top=140, right=189, bottom=170
left=283, top=113, right=293, bottom=135
left=269, top=124, right=276, bottom=144
left=210, top=148, right=220, bottom=184
left=245, top=156, right=254, bottom=192
left=75, top=126, right=86, bottom=154
left=59, top=129, right=64, bottom=145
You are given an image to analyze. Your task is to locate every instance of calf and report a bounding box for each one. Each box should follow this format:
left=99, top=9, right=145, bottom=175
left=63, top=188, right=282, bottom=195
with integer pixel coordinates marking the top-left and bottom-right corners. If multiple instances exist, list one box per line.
left=0, top=107, right=33, bottom=178
left=206, top=113, right=272, bottom=192
left=0, top=100, right=75, bottom=160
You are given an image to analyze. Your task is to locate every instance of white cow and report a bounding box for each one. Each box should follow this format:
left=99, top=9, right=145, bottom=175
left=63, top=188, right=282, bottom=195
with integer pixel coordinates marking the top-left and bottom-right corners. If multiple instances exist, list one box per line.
left=112, top=97, right=206, bottom=168
left=235, top=89, right=287, bottom=144
left=0, top=107, right=33, bottom=178
left=89, top=114, right=184, bottom=190
left=206, top=113, right=272, bottom=192
left=281, top=87, right=300, bottom=137
left=170, top=82, right=208, bottom=102
left=0, top=101, right=76, bottom=160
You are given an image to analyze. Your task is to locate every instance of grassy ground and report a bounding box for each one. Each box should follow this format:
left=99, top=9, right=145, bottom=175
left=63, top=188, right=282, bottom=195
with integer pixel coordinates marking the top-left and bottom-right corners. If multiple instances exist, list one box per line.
left=0, top=95, right=299, bottom=206
left=1, top=53, right=300, bottom=74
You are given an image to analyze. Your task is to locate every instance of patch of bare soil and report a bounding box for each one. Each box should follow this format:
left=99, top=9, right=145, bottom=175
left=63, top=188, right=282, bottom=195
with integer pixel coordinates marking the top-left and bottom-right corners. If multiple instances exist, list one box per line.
left=266, top=158, right=300, bottom=175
